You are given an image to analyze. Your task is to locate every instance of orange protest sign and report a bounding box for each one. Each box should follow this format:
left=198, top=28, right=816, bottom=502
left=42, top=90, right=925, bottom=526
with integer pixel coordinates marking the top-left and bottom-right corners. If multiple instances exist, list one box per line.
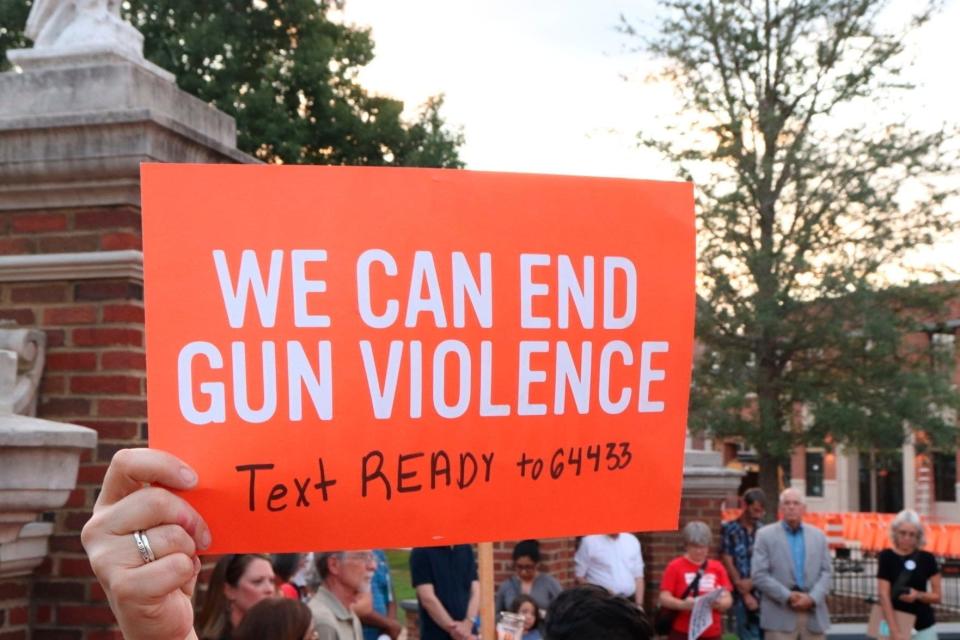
left=141, top=164, right=695, bottom=553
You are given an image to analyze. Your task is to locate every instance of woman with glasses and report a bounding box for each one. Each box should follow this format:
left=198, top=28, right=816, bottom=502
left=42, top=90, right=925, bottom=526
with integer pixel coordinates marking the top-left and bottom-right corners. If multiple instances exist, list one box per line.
left=495, top=540, right=563, bottom=616
left=877, top=510, right=941, bottom=640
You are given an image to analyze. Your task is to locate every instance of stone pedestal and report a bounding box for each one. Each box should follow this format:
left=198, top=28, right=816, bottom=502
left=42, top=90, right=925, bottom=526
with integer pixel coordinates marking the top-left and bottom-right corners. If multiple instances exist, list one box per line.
left=0, top=326, right=96, bottom=580
left=0, top=413, right=96, bottom=554
left=0, top=349, right=96, bottom=638
left=1, top=32, right=254, bottom=636
left=0, top=57, right=253, bottom=211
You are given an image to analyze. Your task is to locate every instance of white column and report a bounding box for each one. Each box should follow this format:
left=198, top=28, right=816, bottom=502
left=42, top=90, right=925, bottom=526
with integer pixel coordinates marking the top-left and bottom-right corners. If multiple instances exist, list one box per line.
left=904, top=435, right=916, bottom=512
left=836, top=447, right=851, bottom=512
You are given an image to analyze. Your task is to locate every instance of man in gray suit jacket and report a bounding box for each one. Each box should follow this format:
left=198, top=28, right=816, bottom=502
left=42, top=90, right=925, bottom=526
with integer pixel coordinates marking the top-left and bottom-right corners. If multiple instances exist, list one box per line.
left=751, top=488, right=831, bottom=639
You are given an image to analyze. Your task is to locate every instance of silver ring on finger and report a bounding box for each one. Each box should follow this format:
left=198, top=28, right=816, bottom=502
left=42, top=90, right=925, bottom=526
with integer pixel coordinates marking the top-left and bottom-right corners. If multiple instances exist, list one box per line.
left=133, top=530, right=157, bottom=564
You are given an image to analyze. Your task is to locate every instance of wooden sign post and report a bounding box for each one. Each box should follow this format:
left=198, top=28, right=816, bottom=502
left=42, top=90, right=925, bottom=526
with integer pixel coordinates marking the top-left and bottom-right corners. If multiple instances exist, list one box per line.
left=479, top=542, right=495, bottom=640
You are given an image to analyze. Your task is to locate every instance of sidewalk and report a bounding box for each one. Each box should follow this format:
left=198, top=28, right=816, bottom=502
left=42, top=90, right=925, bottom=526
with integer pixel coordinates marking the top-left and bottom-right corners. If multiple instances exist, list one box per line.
left=828, top=622, right=960, bottom=639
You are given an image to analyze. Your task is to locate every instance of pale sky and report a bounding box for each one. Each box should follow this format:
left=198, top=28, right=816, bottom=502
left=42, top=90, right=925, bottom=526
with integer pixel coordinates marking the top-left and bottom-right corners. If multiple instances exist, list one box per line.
left=336, top=0, right=959, bottom=273
left=336, top=0, right=672, bottom=179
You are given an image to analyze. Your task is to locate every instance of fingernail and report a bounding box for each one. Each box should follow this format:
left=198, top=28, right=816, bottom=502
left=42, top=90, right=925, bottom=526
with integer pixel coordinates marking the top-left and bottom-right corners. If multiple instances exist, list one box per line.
left=180, top=467, right=197, bottom=487
left=193, top=556, right=201, bottom=573
left=199, top=528, right=211, bottom=550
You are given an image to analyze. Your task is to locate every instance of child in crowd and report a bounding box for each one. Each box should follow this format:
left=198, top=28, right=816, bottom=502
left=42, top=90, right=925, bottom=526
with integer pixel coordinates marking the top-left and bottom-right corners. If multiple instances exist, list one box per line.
left=511, top=594, right=543, bottom=640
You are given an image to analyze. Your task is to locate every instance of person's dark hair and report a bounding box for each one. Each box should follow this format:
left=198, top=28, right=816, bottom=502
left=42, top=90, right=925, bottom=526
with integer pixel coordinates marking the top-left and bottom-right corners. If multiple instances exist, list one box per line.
left=233, top=597, right=312, bottom=640
left=272, top=553, right=303, bottom=582
left=512, top=539, right=541, bottom=564
left=743, top=488, right=766, bottom=506
left=544, top=585, right=652, bottom=640
left=195, top=554, right=271, bottom=640
left=510, top=594, right=542, bottom=630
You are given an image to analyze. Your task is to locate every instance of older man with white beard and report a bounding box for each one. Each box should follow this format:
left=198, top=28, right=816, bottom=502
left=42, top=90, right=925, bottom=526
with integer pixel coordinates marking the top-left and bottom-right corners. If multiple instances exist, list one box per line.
left=752, top=489, right=832, bottom=639
left=309, top=550, right=378, bottom=640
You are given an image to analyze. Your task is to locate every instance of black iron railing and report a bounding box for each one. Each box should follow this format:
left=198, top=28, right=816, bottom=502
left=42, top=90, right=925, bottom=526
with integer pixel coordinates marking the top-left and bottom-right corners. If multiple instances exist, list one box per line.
left=829, top=551, right=960, bottom=622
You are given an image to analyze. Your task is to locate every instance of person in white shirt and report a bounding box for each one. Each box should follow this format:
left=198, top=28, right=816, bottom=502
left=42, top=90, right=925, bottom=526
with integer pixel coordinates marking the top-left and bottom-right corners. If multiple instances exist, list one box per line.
left=574, top=533, right=645, bottom=608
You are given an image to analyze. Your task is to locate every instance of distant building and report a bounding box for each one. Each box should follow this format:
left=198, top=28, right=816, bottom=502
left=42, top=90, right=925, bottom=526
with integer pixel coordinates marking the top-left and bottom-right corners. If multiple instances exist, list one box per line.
left=695, top=284, right=960, bottom=518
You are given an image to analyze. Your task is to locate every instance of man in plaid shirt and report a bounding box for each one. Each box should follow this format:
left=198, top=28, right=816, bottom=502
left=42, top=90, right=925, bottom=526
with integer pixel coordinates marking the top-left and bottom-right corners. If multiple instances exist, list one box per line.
left=720, top=488, right=767, bottom=640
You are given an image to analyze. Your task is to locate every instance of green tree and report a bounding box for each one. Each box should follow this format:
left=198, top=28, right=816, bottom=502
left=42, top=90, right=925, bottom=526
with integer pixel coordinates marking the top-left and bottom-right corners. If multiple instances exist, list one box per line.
left=627, top=0, right=960, bottom=504
left=0, top=1, right=29, bottom=63
left=0, top=0, right=464, bottom=167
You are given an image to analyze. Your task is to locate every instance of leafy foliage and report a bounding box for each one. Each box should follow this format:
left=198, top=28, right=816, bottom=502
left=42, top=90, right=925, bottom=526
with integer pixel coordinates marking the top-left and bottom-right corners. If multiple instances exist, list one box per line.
left=631, top=0, right=960, bottom=496
left=1, top=0, right=463, bottom=167
left=0, top=0, right=30, bottom=71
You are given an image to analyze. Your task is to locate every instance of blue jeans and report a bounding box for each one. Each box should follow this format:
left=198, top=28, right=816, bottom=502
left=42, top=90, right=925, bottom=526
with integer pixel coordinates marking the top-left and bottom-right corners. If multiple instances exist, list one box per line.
left=733, top=599, right=763, bottom=640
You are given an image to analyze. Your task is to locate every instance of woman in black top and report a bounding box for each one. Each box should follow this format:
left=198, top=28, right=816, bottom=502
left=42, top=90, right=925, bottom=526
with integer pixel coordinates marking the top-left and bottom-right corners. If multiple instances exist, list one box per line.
left=877, top=510, right=941, bottom=640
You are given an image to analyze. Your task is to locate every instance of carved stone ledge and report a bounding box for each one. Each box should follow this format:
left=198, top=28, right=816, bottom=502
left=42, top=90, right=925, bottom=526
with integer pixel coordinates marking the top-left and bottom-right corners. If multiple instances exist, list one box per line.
left=0, top=521, right=55, bottom=578
left=0, top=330, right=97, bottom=579
left=683, top=448, right=743, bottom=493
left=0, top=415, right=96, bottom=578
left=0, top=250, right=143, bottom=283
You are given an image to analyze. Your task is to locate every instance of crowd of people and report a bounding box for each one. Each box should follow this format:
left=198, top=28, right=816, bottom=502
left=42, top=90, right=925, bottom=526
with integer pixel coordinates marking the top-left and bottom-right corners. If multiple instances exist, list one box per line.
left=80, top=449, right=944, bottom=640
left=79, top=449, right=654, bottom=640
left=717, top=488, right=942, bottom=640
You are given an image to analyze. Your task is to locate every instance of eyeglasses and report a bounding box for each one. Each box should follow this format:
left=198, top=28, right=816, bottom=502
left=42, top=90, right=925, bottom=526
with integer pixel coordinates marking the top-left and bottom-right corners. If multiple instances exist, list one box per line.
left=896, top=529, right=919, bottom=538
left=344, top=551, right=377, bottom=563
left=515, top=562, right=536, bottom=572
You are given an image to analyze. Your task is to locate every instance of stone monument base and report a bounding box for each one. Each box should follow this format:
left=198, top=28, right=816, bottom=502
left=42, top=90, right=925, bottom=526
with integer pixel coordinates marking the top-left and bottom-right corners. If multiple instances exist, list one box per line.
left=0, top=58, right=253, bottom=211
left=7, top=45, right=174, bottom=82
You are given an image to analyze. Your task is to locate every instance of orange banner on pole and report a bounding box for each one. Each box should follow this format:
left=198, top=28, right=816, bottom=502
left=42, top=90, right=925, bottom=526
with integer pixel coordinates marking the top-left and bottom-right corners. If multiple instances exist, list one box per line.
left=141, top=164, right=695, bottom=553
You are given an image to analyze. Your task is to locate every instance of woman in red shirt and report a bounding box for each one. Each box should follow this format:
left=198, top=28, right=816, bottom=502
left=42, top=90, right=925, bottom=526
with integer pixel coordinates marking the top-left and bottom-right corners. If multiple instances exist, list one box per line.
left=659, top=521, right=733, bottom=640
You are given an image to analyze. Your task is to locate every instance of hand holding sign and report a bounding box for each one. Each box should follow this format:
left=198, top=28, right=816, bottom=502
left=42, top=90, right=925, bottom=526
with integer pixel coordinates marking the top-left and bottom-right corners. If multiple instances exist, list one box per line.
left=142, top=165, right=695, bottom=552
left=80, top=449, right=208, bottom=640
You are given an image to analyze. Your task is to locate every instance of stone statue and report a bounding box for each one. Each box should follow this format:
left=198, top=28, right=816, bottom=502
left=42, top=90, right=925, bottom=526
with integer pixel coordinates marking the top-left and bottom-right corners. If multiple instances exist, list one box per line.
left=22, top=0, right=143, bottom=58
left=0, top=325, right=46, bottom=417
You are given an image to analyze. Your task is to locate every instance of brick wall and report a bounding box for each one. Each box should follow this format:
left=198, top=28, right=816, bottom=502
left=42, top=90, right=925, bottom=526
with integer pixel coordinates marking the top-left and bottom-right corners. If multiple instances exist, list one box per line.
left=0, top=208, right=141, bottom=257
left=0, top=579, right=30, bottom=640
left=0, top=206, right=145, bottom=639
